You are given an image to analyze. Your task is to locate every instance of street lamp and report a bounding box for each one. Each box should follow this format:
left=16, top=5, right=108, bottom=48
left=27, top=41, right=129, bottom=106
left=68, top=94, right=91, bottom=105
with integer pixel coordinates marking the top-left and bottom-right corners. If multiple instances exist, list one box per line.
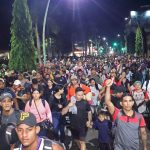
left=117, top=34, right=121, bottom=37
left=43, top=0, right=51, bottom=65
left=102, top=37, right=106, bottom=41
left=130, top=11, right=137, bottom=18
left=145, top=10, right=150, bottom=17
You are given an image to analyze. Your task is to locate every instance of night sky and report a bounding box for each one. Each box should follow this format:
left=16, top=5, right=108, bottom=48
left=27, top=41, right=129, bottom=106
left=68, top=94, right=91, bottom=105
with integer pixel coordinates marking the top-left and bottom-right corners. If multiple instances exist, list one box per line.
left=0, top=0, right=150, bottom=51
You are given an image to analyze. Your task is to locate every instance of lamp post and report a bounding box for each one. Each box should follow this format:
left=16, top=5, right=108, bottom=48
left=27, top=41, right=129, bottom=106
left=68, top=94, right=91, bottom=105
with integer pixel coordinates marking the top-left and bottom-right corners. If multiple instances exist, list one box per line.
left=43, top=0, right=51, bottom=65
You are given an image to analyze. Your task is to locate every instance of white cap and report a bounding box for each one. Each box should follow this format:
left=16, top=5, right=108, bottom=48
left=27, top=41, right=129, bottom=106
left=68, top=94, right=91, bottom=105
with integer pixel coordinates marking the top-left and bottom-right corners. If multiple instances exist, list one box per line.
left=13, top=80, right=21, bottom=86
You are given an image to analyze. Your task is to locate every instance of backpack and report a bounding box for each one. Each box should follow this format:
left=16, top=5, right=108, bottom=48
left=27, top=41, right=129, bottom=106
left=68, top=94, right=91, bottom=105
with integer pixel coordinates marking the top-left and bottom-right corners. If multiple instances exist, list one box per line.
left=145, top=80, right=149, bottom=91
left=0, top=109, right=20, bottom=150
left=112, top=110, right=142, bottom=137
left=13, top=138, right=53, bottom=150
left=13, top=137, right=65, bottom=150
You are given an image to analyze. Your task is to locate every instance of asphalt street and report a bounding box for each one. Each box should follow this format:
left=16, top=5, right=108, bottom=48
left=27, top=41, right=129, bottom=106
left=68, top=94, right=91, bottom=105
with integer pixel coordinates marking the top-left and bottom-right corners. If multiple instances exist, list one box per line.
left=69, top=128, right=150, bottom=150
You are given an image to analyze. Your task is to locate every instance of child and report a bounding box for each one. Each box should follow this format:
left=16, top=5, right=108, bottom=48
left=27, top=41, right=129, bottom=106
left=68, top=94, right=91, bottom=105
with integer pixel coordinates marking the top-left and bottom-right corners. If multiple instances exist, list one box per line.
left=90, top=110, right=113, bottom=150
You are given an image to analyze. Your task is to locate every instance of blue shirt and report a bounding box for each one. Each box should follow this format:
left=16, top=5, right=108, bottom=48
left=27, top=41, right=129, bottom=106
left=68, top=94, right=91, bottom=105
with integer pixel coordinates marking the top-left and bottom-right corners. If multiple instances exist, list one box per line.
left=93, top=119, right=112, bottom=143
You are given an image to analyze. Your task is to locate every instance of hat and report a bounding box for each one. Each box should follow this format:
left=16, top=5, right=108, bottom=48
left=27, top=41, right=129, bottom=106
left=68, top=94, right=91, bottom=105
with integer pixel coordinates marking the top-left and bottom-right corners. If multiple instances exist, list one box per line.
left=71, top=75, right=78, bottom=80
left=0, top=78, right=5, bottom=83
left=32, top=70, right=37, bottom=74
left=0, top=92, right=13, bottom=101
left=13, top=80, right=21, bottom=86
left=134, top=81, right=142, bottom=85
left=17, top=112, right=37, bottom=127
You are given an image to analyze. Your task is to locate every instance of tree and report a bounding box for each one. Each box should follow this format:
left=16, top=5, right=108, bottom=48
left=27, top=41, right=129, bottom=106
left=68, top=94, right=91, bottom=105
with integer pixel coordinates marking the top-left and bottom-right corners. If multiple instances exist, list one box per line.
left=135, top=26, right=143, bottom=55
left=9, top=0, right=36, bottom=71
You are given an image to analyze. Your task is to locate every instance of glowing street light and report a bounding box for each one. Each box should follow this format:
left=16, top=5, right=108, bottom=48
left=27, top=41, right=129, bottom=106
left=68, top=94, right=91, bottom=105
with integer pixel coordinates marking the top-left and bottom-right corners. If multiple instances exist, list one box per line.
left=145, top=10, right=150, bottom=17
left=117, top=34, right=121, bottom=37
left=130, top=11, right=137, bottom=18
left=102, top=37, right=106, bottom=41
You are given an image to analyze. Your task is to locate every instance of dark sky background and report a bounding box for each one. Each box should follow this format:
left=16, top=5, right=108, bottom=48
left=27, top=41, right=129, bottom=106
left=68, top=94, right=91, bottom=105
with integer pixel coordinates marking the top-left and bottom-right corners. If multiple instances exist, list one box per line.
left=0, top=0, right=150, bottom=51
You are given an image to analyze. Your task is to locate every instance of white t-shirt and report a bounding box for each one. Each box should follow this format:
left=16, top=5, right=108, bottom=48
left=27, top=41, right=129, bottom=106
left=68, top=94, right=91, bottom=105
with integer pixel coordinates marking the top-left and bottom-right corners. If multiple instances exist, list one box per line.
left=90, top=85, right=102, bottom=106
left=132, top=90, right=146, bottom=113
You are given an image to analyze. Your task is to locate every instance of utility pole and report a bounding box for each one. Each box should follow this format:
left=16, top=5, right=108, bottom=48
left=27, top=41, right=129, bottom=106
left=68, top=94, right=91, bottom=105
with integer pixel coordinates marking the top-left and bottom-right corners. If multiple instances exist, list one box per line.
left=43, top=0, right=51, bottom=65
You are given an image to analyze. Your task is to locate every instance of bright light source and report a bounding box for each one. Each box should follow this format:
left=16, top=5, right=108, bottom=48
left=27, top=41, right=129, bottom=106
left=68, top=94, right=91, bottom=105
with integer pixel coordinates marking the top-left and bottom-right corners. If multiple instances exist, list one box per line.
left=125, top=17, right=128, bottom=21
left=130, top=11, right=137, bottom=17
left=113, top=42, right=117, bottom=47
left=89, top=39, right=92, bottom=42
left=145, top=10, right=150, bottom=17
left=109, top=50, right=114, bottom=55
left=102, top=37, right=106, bottom=41
left=117, top=34, right=120, bottom=37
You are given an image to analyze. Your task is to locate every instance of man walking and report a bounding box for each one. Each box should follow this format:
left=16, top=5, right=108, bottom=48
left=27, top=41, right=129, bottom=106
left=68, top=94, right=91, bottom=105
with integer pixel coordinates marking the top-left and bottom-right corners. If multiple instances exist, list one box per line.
left=105, top=79, right=148, bottom=150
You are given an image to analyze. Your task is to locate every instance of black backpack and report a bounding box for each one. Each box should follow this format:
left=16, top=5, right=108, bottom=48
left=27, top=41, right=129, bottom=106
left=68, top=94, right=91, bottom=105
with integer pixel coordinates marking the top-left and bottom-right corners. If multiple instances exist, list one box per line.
left=0, top=109, right=20, bottom=150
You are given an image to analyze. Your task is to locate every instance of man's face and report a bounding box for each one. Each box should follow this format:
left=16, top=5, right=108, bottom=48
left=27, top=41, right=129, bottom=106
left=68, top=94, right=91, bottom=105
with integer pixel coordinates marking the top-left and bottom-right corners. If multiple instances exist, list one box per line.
left=91, top=69, right=96, bottom=75
left=134, top=83, right=141, bottom=90
left=36, top=73, right=41, bottom=81
left=76, top=91, right=84, bottom=101
left=120, top=96, right=134, bottom=111
left=0, top=98, right=13, bottom=111
left=16, top=124, right=39, bottom=147
left=0, top=81, right=5, bottom=89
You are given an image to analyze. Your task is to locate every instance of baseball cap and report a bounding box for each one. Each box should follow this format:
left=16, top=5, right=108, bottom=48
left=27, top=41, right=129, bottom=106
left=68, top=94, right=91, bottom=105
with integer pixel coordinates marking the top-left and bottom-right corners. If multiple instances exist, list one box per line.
left=13, top=80, right=21, bottom=86
left=71, top=75, right=78, bottom=80
left=0, top=92, right=13, bottom=101
left=17, top=112, right=37, bottom=127
left=134, top=81, right=142, bottom=85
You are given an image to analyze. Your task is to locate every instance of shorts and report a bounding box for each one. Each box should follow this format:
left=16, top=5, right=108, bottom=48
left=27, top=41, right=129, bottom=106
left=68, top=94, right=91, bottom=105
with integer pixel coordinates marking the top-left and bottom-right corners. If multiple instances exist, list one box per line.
left=70, top=127, right=87, bottom=141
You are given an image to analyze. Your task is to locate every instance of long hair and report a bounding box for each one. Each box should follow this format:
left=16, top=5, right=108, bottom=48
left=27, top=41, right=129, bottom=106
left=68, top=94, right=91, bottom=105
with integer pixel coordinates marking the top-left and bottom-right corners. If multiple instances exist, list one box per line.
left=89, top=78, right=99, bottom=91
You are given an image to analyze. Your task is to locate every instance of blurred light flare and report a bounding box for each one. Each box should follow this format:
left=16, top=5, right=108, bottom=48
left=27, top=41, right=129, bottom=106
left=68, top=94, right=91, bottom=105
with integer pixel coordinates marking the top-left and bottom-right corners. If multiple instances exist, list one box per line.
left=130, top=11, right=137, bottom=17
left=145, top=10, right=150, bottom=17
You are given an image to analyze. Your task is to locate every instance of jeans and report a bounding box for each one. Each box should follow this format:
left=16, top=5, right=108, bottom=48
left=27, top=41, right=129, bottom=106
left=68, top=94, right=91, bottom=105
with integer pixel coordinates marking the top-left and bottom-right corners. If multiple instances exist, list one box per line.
left=52, top=112, right=65, bottom=142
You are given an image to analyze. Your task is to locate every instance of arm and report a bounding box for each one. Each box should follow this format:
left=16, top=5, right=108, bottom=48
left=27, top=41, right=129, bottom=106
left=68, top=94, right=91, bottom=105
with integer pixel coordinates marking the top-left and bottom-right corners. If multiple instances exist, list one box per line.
left=52, top=143, right=64, bottom=150
left=140, top=127, right=148, bottom=150
left=61, top=102, right=75, bottom=116
left=24, top=101, right=30, bottom=112
left=87, top=111, right=92, bottom=122
left=45, top=101, right=53, bottom=123
left=105, top=79, right=115, bottom=115
left=16, top=93, right=30, bottom=102
left=13, top=98, right=19, bottom=109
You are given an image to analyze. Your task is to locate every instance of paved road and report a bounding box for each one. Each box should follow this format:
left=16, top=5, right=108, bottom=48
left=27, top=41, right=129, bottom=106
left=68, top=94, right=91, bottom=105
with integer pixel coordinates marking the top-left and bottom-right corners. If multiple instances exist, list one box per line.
left=69, top=128, right=150, bottom=150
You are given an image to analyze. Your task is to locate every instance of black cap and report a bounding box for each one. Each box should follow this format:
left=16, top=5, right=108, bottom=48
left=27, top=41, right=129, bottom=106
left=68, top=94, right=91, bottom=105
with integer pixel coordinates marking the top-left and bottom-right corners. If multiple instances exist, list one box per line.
left=17, top=112, right=37, bottom=127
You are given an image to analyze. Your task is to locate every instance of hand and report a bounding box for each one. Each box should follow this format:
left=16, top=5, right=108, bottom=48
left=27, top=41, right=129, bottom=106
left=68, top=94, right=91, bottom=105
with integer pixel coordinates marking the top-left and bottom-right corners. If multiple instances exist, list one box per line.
left=58, top=104, right=63, bottom=108
left=68, top=102, right=75, bottom=107
left=86, top=120, right=91, bottom=128
left=88, top=122, right=93, bottom=128
left=105, top=79, right=113, bottom=87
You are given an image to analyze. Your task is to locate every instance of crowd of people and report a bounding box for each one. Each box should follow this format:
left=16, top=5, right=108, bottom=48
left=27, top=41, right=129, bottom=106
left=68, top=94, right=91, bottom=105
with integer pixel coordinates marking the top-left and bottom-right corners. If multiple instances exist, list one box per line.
left=0, top=54, right=149, bottom=150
